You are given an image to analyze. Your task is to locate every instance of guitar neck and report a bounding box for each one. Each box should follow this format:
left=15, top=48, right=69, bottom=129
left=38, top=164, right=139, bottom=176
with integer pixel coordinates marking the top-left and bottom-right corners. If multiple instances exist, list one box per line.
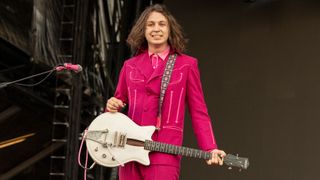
left=144, top=140, right=212, bottom=160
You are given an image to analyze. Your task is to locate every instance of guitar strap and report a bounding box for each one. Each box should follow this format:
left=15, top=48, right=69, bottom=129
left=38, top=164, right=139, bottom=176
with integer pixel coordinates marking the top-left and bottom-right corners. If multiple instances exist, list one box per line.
left=156, top=53, right=177, bottom=130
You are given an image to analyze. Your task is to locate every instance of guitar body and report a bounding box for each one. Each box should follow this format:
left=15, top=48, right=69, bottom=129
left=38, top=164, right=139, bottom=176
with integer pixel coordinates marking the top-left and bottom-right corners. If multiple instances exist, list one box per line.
left=86, top=112, right=156, bottom=167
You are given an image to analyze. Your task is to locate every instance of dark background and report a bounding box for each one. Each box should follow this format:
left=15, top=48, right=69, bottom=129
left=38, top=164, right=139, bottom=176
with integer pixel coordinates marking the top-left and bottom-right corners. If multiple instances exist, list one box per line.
left=165, top=0, right=320, bottom=180
left=1, top=0, right=320, bottom=179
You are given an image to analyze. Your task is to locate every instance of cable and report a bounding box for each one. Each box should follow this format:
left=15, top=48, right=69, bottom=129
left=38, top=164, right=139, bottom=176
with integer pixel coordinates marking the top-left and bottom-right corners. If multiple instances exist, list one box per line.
left=15, top=69, right=55, bottom=87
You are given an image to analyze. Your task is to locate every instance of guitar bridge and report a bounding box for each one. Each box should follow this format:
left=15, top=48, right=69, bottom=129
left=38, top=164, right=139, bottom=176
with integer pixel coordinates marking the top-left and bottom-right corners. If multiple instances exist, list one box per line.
left=84, top=129, right=109, bottom=145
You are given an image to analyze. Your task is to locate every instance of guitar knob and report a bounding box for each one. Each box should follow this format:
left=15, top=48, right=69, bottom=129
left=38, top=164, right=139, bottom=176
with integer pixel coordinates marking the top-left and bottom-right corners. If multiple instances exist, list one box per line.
left=94, top=147, right=98, bottom=152
left=102, top=154, right=107, bottom=158
left=103, top=143, right=108, bottom=148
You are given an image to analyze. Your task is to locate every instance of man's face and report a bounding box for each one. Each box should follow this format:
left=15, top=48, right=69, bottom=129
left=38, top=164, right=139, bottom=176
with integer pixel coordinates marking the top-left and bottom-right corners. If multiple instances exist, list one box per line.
left=145, top=11, right=170, bottom=48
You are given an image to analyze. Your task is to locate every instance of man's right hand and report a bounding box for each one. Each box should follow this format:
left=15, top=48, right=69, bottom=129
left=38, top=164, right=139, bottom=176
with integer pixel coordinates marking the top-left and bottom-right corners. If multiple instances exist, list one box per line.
left=106, top=97, right=125, bottom=112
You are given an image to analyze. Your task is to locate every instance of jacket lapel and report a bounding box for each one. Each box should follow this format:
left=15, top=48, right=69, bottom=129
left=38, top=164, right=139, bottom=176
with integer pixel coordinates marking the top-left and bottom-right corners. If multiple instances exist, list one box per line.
left=147, top=57, right=166, bottom=84
left=134, top=52, right=153, bottom=80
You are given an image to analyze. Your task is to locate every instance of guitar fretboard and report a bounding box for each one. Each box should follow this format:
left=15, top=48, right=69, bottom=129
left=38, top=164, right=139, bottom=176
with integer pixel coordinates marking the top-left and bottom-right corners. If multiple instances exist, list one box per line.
left=144, top=140, right=211, bottom=160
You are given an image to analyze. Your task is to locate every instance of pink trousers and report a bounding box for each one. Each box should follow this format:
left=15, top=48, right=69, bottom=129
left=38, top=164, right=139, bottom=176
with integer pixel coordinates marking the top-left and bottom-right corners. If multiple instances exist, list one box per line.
left=118, top=162, right=180, bottom=180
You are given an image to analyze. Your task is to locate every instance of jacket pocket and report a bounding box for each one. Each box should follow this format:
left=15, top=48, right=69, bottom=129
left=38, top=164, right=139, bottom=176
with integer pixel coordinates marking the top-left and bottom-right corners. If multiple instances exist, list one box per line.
left=129, top=70, right=145, bottom=83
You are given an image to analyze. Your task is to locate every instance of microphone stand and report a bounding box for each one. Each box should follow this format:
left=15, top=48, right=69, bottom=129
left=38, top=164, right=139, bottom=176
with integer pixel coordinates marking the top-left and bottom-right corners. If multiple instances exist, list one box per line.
left=0, top=68, right=56, bottom=89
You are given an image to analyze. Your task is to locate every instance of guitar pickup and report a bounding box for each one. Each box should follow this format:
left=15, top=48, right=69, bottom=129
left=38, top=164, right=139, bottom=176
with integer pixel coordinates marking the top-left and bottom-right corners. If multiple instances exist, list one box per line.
left=113, top=131, right=127, bottom=148
left=118, top=133, right=127, bottom=147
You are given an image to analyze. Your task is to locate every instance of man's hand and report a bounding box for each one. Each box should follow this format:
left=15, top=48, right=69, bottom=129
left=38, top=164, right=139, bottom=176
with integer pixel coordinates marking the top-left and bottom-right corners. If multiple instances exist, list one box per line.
left=206, top=149, right=226, bottom=166
left=106, top=97, right=125, bottom=112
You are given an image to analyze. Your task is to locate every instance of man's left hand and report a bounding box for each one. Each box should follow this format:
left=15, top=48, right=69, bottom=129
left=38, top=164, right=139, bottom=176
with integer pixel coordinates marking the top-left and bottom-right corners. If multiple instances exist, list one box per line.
left=206, top=149, right=226, bottom=166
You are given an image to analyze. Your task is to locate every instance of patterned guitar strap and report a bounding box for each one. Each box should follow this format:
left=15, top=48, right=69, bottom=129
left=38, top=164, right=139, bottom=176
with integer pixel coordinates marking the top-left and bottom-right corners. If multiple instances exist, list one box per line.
left=156, top=53, right=177, bottom=130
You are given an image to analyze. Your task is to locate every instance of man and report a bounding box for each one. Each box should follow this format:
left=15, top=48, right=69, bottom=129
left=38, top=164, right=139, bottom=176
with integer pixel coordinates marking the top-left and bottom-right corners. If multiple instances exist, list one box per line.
left=106, top=4, right=226, bottom=180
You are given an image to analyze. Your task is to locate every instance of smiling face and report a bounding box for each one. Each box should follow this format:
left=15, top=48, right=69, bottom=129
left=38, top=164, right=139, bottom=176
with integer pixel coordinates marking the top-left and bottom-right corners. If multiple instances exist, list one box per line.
left=145, top=11, right=170, bottom=52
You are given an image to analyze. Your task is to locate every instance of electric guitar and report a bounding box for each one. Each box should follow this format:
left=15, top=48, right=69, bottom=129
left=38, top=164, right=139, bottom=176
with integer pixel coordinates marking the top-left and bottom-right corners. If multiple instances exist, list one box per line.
left=84, top=112, right=249, bottom=170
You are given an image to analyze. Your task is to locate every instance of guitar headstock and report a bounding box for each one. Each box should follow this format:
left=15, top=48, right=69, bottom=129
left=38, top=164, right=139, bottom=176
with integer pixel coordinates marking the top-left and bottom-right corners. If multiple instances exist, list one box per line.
left=224, top=154, right=249, bottom=170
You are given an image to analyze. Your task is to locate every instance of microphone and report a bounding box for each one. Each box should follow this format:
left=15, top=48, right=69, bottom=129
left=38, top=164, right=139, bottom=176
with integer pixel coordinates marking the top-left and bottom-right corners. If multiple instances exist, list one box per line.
left=56, top=63, right=83, bottom=73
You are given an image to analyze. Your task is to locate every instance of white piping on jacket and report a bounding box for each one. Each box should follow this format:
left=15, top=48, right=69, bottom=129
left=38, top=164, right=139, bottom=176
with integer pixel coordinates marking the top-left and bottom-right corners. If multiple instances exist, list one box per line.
left=132, top=89, right=137, bottom=119
left=166, top=90, right=173, bottom=124
left=175, top=87, right=184, bottom=124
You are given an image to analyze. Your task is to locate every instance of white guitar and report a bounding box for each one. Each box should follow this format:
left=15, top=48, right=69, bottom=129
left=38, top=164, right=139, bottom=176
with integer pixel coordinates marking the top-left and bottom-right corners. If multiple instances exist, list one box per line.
left=83, top=112, right=249, bottom=170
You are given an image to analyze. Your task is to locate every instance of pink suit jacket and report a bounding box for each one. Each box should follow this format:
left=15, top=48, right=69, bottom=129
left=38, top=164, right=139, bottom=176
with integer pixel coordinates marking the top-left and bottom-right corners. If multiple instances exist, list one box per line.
left=114, top=50, right=218, bottom=167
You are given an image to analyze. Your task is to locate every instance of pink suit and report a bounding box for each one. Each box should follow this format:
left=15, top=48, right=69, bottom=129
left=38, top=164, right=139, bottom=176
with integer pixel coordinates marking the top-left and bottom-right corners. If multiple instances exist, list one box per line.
left=114, top=50, right=218, bottom=179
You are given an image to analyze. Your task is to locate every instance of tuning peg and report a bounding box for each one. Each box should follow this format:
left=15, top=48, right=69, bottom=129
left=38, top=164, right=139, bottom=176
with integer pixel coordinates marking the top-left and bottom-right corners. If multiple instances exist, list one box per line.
left=228, top=166, right=232, bottom=170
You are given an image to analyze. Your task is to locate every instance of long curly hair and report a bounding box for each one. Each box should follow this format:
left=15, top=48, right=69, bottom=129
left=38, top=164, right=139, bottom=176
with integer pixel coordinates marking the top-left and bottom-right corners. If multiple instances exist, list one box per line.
left=127, top=4, right=187, bottom=54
